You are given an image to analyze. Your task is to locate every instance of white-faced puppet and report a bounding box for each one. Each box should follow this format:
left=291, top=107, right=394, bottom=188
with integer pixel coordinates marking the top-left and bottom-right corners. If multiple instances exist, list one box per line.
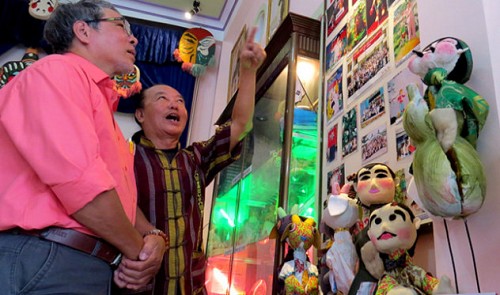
left=321, top=182, right=359, bottom=294
left=367, top=202, right=453, bottom=295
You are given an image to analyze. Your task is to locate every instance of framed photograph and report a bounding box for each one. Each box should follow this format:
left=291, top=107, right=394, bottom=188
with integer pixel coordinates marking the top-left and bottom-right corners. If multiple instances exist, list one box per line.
left=361, top=124, right=388, bottom=163
left=228, top=26, right=247, bottom=101
left=267, top=0, right=289, bottom=42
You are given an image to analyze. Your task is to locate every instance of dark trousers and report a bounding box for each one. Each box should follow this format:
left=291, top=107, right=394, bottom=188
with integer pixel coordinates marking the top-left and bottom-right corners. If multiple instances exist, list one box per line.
left=0, top=232, right=113, bottom=295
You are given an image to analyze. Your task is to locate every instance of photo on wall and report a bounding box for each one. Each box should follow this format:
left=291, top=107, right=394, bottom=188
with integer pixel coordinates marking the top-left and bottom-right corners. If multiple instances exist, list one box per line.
left=395, top=128, right=413, bottom=161
left=346, top=0, right=367, bottom=52
left=346, top=27, right=389, bottom=101
left=326, top=0, right=349, bottom=37
left=366, top=0, right=388, bottom=35
left=326, top=66, right=344, bottom=123
left=393, top=0, right=420, bottom=64
left=326, top=163, right=345, bottom=195
left=326, top=26, right=347, bottom=73
left=327, top=123, right=338, bottom=163
left=387, top=68, right=423, bottom=125
left=342, top=107, right=358, bottom=157
left=361, top=124, right=388, bottom=163
left=360, top=86, right=385, bottom=128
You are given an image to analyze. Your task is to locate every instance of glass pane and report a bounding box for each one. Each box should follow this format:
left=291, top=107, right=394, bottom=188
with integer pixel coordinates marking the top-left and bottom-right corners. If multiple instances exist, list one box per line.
left=206, top=67, right=288, bottom=295
left=288, top=57, right=321, bottom=222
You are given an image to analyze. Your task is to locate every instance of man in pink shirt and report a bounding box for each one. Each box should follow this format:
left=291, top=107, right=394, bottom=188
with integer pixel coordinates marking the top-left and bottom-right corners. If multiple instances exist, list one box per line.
left=0, top=0, right=166, bottom=293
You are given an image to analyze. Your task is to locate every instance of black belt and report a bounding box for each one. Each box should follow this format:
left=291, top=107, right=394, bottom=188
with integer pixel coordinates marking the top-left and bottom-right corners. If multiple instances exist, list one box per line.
left=9, top=227, right=122, bottom=268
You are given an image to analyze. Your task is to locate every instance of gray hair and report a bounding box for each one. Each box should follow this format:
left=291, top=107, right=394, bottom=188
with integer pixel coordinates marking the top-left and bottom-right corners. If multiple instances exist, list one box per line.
left=43, top=0, right=119, bottom=53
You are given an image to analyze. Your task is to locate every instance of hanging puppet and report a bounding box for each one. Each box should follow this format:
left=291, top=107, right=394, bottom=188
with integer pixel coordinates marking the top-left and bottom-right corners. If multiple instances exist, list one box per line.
left=0, top=48, right=39, bottom=89
left=367, top=202, right=454, bottom=294
left=403, top=37, right=489, bottom=218
left=173, top=27, right=216, bottom=77
left=29, top=0, right=58, bottom=20
left=270, top=206, right=321, bottom=295
left=113, top=64, right=142, bottom=98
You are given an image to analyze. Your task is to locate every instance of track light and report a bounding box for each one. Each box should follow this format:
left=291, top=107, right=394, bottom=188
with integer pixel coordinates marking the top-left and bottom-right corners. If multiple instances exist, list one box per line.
left=185, top=0, right=201, bottom=20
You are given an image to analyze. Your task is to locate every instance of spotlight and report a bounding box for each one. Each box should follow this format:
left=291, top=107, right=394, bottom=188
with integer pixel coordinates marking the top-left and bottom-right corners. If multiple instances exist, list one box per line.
left=185, top=0, right=201, bottom=19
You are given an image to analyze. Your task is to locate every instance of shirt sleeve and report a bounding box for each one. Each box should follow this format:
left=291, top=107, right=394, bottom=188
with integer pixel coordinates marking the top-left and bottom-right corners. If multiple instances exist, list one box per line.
left=0, top=59, right=116, bottom=214
left=191, top=120, right=244, bottom=184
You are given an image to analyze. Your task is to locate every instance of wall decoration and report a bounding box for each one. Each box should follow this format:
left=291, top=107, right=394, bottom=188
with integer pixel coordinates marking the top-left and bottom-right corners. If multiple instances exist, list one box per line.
left=326, top=26, right=347, bottom=73
left=29, top=0, right=58, bottom=20
left=360, top=86, right=385, bottom=128
left=393, top=0, right=419, bottom=64
left=173, top=28, right=216, bottom=77
left=327, top=123, right=339, bottom=163
left=395, top=128, right=412, bottom=161
left=346, top=27, right=389, bottom=101
left=387, top=68, right=422, bottom=125
left=366, top=0, right=388, bottom=34
left=346, top=0, right=367, bottom=52
left=228, top=26, right=247, bottom=101
left=254, top=7, right=268, bottom=46
left=342, top=107, right=358, bottom=157
left=326, top=66, right=344, bottom=123
left=267, top=0, right=289, bottom=42
left=326, top=163, right=345, bottom=195
left=326, top=0, right=349, bottom=37
left=361, top=124, right=388, bottom=163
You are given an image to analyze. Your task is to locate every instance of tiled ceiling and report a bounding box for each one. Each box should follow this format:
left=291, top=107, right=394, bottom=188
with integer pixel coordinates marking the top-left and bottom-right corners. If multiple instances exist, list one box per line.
left=110, top=0, right=239, bottom=37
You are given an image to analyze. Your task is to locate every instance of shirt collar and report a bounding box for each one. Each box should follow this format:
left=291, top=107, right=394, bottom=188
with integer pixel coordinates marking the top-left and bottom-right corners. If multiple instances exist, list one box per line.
left=63, top=53, right=119, bottom=111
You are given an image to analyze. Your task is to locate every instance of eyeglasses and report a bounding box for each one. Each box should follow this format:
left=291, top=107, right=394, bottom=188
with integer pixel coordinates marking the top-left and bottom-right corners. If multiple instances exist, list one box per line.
left=83, top=17, right=132, bottom=36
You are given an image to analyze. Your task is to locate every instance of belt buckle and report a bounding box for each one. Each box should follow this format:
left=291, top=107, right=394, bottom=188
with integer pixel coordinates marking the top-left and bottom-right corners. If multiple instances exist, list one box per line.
left=110, top=253, right=122, bottom=269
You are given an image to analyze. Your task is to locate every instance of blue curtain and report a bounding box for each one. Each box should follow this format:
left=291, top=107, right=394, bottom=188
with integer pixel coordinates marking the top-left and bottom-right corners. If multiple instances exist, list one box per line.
left=117, top=20, right=196, bottom=147
left=0, top=1, right=196, bottom=146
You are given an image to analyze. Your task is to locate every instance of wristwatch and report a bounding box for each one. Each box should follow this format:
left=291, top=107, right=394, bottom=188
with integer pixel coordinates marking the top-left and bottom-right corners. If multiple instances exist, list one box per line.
left=144, top=229, right=169, bottom=247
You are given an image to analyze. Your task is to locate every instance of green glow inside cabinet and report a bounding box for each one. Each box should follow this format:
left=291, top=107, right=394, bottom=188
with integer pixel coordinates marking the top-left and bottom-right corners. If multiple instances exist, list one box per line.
left=205, top=13, right=321, bottom=295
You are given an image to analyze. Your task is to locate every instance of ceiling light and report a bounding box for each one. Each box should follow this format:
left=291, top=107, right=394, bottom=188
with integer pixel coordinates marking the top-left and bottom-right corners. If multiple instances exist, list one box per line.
left=185, top=0, right=201, bottom=20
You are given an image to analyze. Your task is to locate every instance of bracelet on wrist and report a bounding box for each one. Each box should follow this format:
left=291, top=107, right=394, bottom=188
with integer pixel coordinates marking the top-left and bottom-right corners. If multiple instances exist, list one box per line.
left=144, top=229, right=169, bottom=247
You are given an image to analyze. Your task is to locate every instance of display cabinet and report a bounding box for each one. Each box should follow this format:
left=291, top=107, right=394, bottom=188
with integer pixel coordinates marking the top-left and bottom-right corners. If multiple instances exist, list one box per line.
left=205, top=13, right=321, bottom=295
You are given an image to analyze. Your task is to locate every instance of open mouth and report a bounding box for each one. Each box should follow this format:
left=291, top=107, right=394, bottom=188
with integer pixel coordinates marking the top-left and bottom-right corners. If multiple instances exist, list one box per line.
left=377, top=231, right=396, bottom=240
left=369, top=188, right=380, bottom=193
left=166, top=114, right=180, bottom=122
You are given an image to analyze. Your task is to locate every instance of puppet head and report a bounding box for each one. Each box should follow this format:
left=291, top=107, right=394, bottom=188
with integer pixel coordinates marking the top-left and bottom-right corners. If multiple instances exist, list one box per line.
left=409, top=37, right=472, bottom=84
left=367, top=202, right=420, bottom=255
left=113, top=64, right=142, bottom=98
left=352, top=163, right=397, bottom=208
left=174, top=27, right=216, bottom=77
left=321, top=183, right=359, bottom=233
left=29, top=0, right=58, bottom=20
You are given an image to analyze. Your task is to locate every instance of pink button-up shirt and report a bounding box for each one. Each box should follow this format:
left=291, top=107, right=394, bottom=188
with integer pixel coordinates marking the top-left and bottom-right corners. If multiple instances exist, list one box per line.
left=0, top=53, right=137, bottom=235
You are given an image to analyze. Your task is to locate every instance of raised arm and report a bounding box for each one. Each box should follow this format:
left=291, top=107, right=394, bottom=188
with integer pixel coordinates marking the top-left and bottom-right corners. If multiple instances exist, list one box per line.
left=229, top=27, right=267, bottom=150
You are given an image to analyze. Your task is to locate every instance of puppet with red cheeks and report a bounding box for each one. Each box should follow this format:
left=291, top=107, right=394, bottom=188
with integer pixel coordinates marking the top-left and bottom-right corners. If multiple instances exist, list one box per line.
left=367, top=203, right=453, bottom=295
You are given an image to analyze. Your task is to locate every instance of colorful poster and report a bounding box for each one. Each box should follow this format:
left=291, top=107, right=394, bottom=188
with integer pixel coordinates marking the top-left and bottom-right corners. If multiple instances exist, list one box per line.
left=393, top=0, right=420, bottom=64
left=395, top=128, right=413, bottom=161
left=342, top=107, right=358, bottom=157
left=326, top=124, right=338, bottom=163
left=387, top=68, right=422, bottom=125
left=347, top=0, right=367, bottom=52
left=326, top=66, right=344, bottom=122
left=360, top=87, right=385, bottom=128
left=326, top=0, right=349, bottom=37
left=361, top=124, right=388, bottom=163
left=326, top=26, right=347, bottom=72
left=346, top=28, right=389, bottom=100
left=366, top=0, right=388, bottom=34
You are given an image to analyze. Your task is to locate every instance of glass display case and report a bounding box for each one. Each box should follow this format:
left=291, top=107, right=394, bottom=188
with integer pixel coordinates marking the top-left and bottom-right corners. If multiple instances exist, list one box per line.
left=205, top=13, right=321, bottom=295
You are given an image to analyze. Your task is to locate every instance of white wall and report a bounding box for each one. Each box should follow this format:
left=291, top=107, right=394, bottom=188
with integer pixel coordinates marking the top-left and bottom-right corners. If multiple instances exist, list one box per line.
left=418, top=0, right=500, bottom=292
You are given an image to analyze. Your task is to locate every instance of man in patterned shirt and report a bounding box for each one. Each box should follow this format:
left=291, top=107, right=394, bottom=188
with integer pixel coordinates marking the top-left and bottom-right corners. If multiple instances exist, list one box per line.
left=119, top=27, right=266, bottom=295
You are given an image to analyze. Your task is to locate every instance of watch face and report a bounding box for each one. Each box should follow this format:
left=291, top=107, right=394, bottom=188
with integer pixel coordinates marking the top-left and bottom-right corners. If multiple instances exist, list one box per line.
left=29, top=0, right=58, bottom=20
